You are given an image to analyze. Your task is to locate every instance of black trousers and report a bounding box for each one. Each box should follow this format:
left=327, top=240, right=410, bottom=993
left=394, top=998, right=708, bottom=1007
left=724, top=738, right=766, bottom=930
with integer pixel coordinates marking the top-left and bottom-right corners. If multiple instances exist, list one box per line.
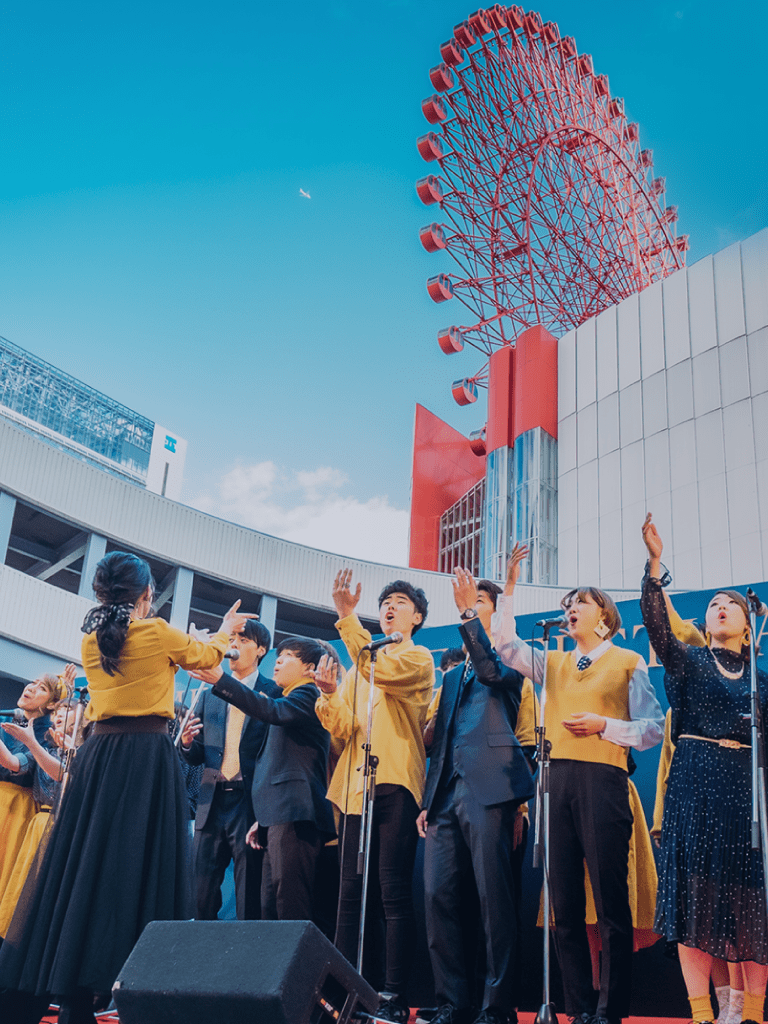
left=549, top=760, right=633, bottom=1023
left=193, top=786, right=262, bottom=920
left=424, top=775, right=520, bottom=1014
left=261, top=821, right=324, bottom=921
left=336, top=785, right=419, bottom=999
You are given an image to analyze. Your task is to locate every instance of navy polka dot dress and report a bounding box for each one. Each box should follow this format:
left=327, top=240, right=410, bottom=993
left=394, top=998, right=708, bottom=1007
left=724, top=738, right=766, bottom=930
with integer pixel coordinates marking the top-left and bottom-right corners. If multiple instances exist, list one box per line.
left=641, top=573, right=768, bottom=963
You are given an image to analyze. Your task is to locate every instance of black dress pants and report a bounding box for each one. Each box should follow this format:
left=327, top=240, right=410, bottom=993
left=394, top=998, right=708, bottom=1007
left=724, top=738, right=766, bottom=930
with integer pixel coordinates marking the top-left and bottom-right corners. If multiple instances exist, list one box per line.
left=424, top=775, right=519, bottom=1014
left=548, top=760, right=633, bottom=1023
left=335, top=785, right=419, bottom=998
left=193, top=786, right=262, bottom=920
left=261, top=821, right=324, bottom=921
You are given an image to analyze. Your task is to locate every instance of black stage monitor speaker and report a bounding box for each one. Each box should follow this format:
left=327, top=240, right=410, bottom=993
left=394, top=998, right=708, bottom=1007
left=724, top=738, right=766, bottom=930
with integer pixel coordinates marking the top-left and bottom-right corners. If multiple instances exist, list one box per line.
left=113, top=919, right=378, bottom=1024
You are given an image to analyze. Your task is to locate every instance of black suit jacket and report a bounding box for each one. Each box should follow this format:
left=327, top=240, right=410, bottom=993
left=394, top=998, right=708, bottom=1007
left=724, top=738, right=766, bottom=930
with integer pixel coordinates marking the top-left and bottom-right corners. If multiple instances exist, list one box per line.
left=422, top=617, right=535, bottom=816
left=181, top=670, right=280, bottom=830
left=212, top=674, right=335, bottom=836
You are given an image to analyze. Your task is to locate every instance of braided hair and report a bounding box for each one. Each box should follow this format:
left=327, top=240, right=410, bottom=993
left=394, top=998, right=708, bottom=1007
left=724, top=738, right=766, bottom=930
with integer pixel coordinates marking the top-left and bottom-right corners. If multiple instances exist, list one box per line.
left=81, top=552, right=154, bottom=675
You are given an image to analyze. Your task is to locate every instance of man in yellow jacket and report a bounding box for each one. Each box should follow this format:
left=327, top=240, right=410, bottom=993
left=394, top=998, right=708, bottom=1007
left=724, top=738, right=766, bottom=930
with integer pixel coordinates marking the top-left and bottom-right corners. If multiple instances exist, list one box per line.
left=315, top=569, right=434, bottom=1024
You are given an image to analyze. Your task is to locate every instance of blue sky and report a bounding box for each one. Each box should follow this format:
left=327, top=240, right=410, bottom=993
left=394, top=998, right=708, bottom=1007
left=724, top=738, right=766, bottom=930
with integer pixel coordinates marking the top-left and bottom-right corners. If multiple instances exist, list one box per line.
left=1, top=0, right=765, bottom=565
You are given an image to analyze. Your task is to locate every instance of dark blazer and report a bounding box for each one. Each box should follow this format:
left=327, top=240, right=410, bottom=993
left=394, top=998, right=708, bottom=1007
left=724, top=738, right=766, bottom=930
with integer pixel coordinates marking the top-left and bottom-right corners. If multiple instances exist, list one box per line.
left=212, top=674, right=335, bottom=836
left=422, top=617, right=535, bottom=815
left=181, top=671, right=280, bottom=829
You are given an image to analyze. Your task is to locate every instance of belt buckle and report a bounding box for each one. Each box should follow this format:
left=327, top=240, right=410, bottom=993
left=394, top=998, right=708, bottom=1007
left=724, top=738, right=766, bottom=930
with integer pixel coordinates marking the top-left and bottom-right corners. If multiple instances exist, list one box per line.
left=717, top=738, right=741, bottom=749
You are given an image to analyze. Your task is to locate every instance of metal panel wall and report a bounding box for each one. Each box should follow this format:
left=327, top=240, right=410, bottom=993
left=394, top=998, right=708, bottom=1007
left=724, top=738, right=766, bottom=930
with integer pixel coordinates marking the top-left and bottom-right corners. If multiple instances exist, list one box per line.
left=559, top=229, right=768, bottom=590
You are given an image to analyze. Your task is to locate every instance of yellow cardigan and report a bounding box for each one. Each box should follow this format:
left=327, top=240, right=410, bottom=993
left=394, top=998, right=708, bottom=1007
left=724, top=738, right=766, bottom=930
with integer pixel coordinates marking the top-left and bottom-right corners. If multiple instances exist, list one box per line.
left=82, top=618, right=229, bottom=720
left=316, top=614, right=434, bottom=814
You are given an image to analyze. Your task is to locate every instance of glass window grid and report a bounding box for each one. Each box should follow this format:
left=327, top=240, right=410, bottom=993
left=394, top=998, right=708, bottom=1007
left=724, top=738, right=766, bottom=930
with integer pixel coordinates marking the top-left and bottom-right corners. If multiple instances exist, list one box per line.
left=0, top=337, right=153, bottom=477
left=438, top=477, right=486, bottom=577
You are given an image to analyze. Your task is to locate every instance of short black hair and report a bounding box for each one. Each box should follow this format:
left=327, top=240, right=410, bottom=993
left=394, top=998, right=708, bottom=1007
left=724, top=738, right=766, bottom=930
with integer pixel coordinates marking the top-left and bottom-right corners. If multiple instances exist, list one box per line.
left=378, top=580, right=429, bottom=634
left=440, top=647, right=465, bottom=672
left=242, top=619, right=271, bottom=660
left=477, top=579, right=502, bottom=609
left=275, top=637, right=324, bottom=670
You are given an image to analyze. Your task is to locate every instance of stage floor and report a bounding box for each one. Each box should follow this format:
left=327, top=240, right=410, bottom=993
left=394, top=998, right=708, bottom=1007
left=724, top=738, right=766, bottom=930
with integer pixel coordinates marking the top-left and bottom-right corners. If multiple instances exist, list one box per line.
left=40, top=1011, right=689, bottom=1023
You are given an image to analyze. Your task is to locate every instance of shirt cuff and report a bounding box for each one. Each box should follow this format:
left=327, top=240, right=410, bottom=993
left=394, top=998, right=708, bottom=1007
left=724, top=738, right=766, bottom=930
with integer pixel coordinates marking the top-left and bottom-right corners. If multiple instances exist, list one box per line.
left=14, top=751, right=30, bottom=774
left=600, top=717, right=628, bottom=746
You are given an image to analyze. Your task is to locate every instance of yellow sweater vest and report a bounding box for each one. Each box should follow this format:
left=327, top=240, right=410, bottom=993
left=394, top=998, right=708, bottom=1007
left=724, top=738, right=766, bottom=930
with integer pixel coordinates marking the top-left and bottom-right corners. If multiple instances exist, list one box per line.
left=545, top=645, right=641, bottom=769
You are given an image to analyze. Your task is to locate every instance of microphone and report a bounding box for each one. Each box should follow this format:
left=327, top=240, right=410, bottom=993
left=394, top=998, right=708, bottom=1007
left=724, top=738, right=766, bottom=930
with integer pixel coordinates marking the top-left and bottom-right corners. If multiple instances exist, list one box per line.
left=0, top=709, right=25, bottom=723
left=536, top=616, right=567, bottom=629
left=224, top=649, right=241, bottom=661
left=363, top=632, right=404, bottom=651
left=747, top=589, right=768, bottom=617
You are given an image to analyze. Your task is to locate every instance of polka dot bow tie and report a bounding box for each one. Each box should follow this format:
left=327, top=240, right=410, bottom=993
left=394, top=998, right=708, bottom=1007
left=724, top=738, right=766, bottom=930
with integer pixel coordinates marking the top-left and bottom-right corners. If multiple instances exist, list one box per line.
left=577, top=656, right=592, bottom=671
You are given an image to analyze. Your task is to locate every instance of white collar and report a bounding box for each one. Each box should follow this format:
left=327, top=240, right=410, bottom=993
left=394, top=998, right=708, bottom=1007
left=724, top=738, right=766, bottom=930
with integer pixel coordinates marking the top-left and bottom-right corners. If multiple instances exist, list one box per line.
left=572, top=638, right=612, bottom=665
left=231, top=668, right=260, bottom=690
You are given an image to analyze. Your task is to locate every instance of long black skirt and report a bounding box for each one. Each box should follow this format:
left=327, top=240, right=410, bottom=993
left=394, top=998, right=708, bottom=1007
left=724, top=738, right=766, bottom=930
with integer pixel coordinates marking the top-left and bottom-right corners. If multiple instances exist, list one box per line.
left=0, top=718, right=192, bottom=1000
left=654, top=737, right=767, bottom=962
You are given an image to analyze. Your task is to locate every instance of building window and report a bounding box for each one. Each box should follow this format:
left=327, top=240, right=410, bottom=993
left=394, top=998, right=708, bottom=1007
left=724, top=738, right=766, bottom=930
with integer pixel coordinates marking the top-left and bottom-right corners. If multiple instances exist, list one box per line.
left=438, top=477, right=486, bottom=577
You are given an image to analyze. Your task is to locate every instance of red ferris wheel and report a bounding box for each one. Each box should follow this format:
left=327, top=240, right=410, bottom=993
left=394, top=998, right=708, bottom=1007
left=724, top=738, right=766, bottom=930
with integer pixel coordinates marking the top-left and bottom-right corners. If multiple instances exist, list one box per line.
left=416, top=5, right=689, bottom=406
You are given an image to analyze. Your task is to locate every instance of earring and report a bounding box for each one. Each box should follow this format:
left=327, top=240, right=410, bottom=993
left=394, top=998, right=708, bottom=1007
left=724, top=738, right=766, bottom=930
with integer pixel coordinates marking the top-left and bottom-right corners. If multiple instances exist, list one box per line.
left=705, top=631, right=712, bottom=647
left=594, top=619, right=610, bottom=640
left=742, top=627, right=751, bottom=647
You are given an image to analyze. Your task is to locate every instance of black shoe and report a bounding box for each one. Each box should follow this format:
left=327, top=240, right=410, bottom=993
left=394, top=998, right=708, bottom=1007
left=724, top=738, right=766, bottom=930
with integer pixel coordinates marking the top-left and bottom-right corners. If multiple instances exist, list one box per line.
left=473, top=1010, right=510, bottom=1024
left=569, top=1016, right=593, bottom=1024
left=374, top=996, right=410, bottom=1023
left=430, top=1006, right=473, bottom=1024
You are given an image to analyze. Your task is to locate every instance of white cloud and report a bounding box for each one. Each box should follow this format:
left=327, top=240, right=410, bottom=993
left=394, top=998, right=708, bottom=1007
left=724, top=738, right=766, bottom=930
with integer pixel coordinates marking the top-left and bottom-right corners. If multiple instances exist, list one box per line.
left=189, top=461, right=409, bottom=566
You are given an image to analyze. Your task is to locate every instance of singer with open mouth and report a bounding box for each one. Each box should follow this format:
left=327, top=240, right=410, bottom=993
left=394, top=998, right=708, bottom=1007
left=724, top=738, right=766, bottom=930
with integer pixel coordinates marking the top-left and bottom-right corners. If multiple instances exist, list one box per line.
left=640, top=513, right=768, bottom=1024
left=492, top=543, right=664, bottom=1024
left=314, top=570, right=434, bottom=1024
left=0, top=672, right=66, bottom=917
left=0, top=551, right=251, bottom=1024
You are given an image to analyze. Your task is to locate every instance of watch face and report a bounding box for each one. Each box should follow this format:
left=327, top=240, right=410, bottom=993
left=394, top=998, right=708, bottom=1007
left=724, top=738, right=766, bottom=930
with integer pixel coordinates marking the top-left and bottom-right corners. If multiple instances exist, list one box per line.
left=462, top=608, right=477, bottom=620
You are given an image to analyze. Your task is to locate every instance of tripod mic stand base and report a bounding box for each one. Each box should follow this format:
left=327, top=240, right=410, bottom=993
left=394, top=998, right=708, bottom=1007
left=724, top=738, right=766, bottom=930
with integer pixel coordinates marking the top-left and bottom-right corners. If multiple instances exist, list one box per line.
left=535, top=1003, right=558, bottom=1024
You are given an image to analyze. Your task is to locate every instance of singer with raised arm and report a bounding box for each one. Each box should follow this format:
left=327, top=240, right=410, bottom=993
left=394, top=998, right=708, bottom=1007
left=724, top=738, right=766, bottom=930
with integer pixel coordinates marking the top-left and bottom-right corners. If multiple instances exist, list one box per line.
left=418, top=569, right=534, bottom=1024
left=492, top=544, right=663, bottom=1024
left=0, top=551, right=251, bottom=1024
left=640, top=514, right=768, bottom=1024
left=180, top=618, right=279, bottom=922
left=0, top=670, right=68, bottom=913
left=314, top=570, right=434, bottom=1024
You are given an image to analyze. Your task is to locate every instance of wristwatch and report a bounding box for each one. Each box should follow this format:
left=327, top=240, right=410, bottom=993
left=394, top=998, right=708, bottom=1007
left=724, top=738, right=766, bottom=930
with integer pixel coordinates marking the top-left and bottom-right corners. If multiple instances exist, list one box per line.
left=460, top=608, right=478, bottom=621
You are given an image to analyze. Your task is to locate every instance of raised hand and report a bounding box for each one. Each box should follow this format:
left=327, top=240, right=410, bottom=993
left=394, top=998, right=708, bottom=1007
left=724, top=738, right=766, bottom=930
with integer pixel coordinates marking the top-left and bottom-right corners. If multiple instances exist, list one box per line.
left=641, top=513, right=663, bottom=560
left=332, top=569, right=361, bottom=619
left=312, top=653, right=339, bottom=695
left=2, top=721, right=34, bottom=747
left=61, top=663, right=77, bottom=694
left=452, top=567, right=478, bottom=615
left=220, top=600, right=258, bottom=637
left=504, top=543, right=529, bottom=596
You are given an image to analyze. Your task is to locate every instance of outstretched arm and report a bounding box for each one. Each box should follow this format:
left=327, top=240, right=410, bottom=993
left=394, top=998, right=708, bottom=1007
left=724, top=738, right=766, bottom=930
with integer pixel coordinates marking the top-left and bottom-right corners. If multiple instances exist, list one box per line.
left=492, top=544, right=545, bottom=683
left=1, top=722, right=64, bottom=780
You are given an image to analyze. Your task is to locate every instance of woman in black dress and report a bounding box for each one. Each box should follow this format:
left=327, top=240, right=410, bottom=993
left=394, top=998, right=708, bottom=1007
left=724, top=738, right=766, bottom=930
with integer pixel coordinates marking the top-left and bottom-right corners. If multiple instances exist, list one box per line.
left=641, top=514, right=768, bottom=1024
left=0, top=551, right=250, bottom=1024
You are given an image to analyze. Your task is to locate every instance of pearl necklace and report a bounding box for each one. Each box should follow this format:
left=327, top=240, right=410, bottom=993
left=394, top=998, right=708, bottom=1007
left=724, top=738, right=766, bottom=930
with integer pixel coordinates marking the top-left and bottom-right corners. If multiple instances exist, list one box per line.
left=709, top=646, right=744, bottom=680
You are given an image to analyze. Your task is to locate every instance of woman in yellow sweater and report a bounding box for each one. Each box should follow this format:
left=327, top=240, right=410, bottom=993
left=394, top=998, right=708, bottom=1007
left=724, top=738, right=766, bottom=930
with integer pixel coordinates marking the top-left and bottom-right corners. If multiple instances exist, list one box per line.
left=0, top=551, right=250, bottom=1024
left=493, top=544, right=664, bottom=1024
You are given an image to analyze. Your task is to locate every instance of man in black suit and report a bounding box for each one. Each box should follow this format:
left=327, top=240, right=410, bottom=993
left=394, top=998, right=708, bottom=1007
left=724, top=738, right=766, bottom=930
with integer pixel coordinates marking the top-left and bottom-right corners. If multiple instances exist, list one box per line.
left=204, top=637, right=335, bottom=921
left=417, top=570, right=535, bottom=1024
left=180, top=619, right=279, bottom=921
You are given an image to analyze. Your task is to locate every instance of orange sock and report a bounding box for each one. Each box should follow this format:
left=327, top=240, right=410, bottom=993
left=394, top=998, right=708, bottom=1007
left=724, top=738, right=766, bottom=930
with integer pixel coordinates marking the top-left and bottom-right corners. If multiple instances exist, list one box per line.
left=689, top=994, right=714, bottom=1022
left=742, top=991, right=765, bottom=1022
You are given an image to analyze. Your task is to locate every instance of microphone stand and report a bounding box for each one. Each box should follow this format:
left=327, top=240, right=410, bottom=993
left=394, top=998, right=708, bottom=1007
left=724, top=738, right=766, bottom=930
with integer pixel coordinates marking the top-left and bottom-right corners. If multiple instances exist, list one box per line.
left=532, top=622, right=557, bottom=1024
left=746, top=591, right=768, bottom=917
left=356, top=647, right=380, bottom=977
